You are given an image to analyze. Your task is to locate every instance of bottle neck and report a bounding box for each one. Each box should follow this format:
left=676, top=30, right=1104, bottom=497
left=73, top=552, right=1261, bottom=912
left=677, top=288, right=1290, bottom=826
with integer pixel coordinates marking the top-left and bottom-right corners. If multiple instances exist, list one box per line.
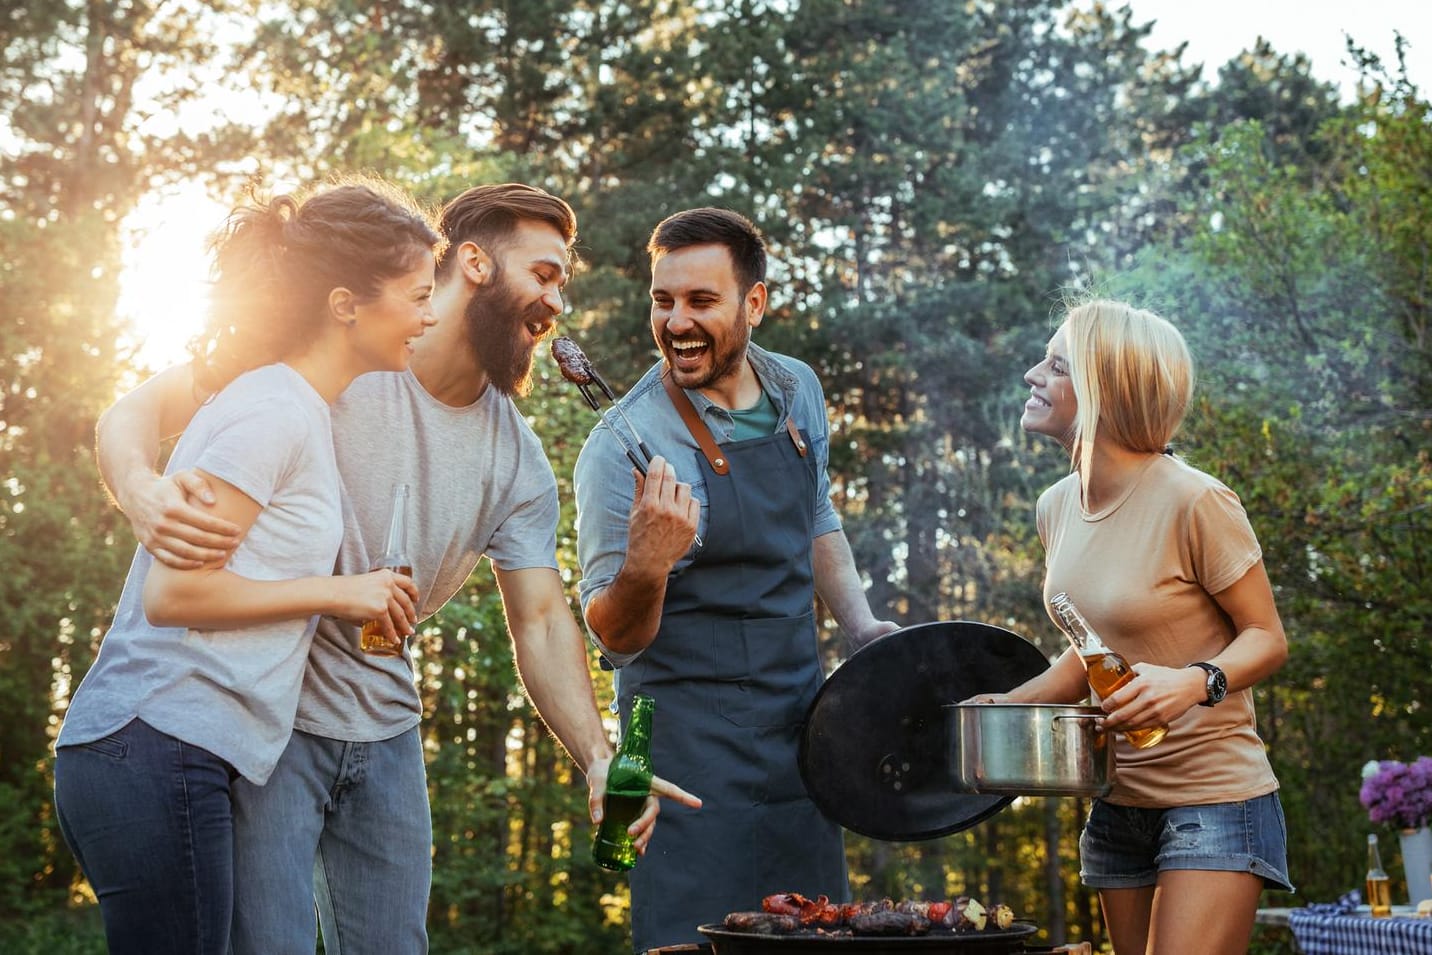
left=381, top=484, right=411, bottom=561
left=1050, top=594, right=1109, bottom=655
left=1368, top=837, right=1384, bottom=867
left=619, top=696, right=654, bottom=761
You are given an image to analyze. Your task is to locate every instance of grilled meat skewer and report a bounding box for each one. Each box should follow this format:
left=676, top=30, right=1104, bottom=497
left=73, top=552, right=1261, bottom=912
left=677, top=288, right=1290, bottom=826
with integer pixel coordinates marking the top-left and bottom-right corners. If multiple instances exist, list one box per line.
left=550, top=336, right=652, bottom=474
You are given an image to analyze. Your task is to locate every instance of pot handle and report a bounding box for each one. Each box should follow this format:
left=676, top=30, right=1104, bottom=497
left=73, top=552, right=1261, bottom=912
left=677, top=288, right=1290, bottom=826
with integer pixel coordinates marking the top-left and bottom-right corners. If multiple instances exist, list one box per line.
left=1051, top=712, right=1109, bottom=745
left=1050, top=944, right=1093, bottom=954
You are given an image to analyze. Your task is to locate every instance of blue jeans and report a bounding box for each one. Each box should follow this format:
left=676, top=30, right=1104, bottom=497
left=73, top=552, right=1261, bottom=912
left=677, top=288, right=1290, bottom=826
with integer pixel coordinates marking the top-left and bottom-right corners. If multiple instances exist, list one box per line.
left=1079, top=791, right=1295, bottom=892
left=230, top=726, right=431, bottom=955
left=54, top=718, right=237, bottom=955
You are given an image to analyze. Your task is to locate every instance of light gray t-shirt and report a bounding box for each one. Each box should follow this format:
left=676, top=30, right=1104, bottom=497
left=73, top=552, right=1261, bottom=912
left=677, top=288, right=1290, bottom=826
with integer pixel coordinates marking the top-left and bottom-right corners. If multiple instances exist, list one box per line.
left=293, top=368, right=560, bottom=741
left=57, top=363, right=343, bottom=784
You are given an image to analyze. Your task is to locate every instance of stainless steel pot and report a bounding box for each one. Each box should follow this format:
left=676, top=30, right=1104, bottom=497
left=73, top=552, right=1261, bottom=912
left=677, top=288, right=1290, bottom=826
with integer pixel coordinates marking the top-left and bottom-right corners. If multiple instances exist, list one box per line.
left=947, top=703, right=1113, bottom=797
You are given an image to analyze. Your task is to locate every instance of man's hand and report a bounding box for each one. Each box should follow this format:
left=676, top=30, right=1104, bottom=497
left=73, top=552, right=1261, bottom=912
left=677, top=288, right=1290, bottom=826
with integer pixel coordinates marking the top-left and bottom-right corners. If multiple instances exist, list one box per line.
left=848, top=619, right=901, bottom=653
left=127, top=468, right=241, bottom=569
left=625, top=456, right=700, bottom=575
left=586, top=756, right=702, bottom=857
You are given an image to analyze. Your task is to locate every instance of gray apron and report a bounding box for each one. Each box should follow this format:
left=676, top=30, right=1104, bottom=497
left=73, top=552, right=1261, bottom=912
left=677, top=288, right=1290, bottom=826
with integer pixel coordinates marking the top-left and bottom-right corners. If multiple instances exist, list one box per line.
left=618, top=418, right=848, bottom=953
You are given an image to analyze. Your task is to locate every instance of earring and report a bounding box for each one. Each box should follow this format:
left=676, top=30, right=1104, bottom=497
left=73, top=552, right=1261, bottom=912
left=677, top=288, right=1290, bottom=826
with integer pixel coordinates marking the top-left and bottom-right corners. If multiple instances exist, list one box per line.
left=344, top=318, right=357, bottom=328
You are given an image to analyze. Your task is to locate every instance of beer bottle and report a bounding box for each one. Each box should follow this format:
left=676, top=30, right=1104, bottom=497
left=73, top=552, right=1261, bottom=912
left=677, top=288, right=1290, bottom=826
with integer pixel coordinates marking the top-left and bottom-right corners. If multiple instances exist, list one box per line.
left=1049, top=592, right=1167, bottom=749
left=593, top=694, right=655, bottom=871
left=1366, top=833, right=1392, bottom=917
left=360, top=483, right=413, bottom=656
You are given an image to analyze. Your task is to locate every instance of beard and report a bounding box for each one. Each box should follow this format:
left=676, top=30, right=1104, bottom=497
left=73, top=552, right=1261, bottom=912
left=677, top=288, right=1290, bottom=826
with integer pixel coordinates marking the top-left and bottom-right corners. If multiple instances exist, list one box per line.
left=462, top=271, right=552, bottom=397
left=663, top=301, right=752, bottom=392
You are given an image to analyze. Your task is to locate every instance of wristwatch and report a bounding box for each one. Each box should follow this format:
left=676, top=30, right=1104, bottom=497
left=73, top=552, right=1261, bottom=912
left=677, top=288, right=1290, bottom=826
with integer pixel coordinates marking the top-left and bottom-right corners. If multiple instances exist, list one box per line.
left=1187, top=661, right=1228, bottom=707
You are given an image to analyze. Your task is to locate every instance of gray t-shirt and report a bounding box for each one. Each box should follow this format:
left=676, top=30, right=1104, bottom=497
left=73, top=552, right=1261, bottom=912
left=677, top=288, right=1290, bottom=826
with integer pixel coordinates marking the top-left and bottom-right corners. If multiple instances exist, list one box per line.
left=293, top=368, right=560, bottom=741
left=57, top=364, right=343, bottom=784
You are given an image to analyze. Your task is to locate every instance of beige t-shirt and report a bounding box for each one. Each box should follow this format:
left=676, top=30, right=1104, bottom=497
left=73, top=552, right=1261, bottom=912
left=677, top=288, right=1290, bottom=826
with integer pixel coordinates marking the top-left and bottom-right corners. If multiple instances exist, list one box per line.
left=1037, top=453, right=1279, bottom=807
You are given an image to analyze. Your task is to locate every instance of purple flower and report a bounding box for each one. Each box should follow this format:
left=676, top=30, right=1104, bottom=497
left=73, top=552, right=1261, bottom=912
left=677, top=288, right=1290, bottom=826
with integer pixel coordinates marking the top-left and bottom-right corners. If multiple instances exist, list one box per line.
left=1361, top=756, right=1432, bottom=830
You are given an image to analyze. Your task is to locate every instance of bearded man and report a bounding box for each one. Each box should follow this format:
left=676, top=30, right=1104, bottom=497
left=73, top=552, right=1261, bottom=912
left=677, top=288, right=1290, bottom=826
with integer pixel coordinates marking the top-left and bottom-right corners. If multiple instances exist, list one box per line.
left=94, top=183, right=699, bottom=954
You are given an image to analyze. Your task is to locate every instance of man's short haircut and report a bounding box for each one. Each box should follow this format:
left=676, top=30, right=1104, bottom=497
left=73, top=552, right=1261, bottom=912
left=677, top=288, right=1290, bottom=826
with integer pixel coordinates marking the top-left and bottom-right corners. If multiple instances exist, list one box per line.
left=646, top=207, right=766, bottom=294
left=436, top=183, right=577, bottom=278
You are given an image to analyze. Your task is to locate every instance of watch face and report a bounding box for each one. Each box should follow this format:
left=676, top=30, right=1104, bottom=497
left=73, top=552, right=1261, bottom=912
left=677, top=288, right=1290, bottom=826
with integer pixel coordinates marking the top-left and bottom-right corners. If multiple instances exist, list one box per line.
left=1192, top=662, right=1227, bottom=705
left=1208, top=668, right=1228, bottom=702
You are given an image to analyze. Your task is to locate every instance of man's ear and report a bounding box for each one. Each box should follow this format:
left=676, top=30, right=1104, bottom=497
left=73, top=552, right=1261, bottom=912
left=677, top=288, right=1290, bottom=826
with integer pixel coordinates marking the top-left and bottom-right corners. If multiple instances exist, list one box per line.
left=457, top=240, right=495, bottom=288
left=746, top=281, right=768, bottom=328
left=329, top=287, right=357, bottom=326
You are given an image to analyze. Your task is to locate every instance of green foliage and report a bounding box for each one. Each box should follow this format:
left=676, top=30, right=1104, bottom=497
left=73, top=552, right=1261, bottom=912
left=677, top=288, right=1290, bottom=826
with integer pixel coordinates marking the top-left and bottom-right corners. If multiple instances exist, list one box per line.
left=0, top=208, right=136, bottom=921
left=0, top=906, right=107, bottom=955
left=5, top=1, right=1432, bottom=950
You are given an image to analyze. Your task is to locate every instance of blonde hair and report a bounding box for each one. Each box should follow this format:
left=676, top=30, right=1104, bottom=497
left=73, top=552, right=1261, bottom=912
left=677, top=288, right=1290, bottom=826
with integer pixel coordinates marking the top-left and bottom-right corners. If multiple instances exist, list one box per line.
left=1061, top=299, right=1194, bottom=486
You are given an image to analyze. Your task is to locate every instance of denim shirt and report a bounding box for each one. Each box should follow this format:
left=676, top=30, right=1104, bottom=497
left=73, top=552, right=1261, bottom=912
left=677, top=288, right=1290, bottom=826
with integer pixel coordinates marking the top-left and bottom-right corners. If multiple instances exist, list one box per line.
left=573, top=343, right=841, bottom=665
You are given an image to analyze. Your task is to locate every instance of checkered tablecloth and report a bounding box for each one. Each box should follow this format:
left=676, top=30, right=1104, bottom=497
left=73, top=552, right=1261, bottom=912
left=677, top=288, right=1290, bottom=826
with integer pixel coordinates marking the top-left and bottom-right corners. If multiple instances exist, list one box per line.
left=1287, top=897, right=1432, bottom=955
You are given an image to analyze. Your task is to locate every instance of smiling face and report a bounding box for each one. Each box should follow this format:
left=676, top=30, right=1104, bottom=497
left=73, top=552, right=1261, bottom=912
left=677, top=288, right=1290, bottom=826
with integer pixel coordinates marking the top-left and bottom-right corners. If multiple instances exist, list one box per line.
left=1021, top=323, right=1076, bottom=448
left=463, top=219, right=570, bottom=396
left=649, top=243, right=764, bottom=402
left=351, top=247, right=437, bottom=372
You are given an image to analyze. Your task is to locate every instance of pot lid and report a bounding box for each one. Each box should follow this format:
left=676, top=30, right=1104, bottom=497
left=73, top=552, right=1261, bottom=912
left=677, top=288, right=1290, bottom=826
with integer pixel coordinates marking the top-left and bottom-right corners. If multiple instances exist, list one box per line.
left=799, top=620, right=1050, bottom=841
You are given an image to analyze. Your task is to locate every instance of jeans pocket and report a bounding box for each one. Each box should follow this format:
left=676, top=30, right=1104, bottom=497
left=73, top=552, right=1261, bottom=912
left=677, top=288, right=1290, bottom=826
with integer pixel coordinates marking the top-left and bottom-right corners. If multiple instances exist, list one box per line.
left=77, top=733, right=129, bottom=760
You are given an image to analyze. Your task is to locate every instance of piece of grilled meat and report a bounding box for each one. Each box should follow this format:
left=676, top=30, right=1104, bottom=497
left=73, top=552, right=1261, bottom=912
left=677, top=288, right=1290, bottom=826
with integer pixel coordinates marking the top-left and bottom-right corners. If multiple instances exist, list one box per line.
left=550, top=336, right=594, bottom=385
left=723, top=912, right=802, bottom=935
left=848, top=910, right=931, bottom=936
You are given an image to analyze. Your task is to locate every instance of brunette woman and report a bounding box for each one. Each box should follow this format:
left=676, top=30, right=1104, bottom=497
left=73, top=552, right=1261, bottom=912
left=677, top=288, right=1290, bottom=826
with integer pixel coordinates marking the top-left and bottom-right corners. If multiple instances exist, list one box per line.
left=54, top=178, right=440, bottom=954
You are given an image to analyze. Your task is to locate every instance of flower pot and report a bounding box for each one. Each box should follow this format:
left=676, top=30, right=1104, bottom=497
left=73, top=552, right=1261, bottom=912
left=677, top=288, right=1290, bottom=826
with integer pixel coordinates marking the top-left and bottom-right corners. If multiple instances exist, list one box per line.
left=1400, top=826, right=1432, bottom=906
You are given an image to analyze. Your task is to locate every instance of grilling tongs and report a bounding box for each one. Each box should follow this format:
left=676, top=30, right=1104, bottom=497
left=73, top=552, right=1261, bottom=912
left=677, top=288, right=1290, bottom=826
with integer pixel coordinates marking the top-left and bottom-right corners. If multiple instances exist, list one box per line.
left=551, top=336, right=652, bottom=475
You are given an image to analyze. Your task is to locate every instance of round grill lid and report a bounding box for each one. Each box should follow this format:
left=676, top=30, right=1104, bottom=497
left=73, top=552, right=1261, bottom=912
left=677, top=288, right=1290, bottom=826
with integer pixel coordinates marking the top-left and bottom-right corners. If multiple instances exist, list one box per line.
left=799, top=620, right=1050, bottom=841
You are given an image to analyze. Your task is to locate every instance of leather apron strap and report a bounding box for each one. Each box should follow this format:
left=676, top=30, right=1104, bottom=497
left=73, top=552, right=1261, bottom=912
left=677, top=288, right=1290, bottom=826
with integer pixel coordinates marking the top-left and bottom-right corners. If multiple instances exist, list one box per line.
left=660, top=369, right=807, bottom=475
left=661, top=371, right=730, bottom=475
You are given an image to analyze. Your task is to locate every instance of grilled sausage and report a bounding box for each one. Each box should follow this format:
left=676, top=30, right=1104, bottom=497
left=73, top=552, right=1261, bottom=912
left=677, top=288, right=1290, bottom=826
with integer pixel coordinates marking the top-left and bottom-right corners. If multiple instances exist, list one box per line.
left=723, top=912, right=802, bottom=935
left=849, top=910, right=930, bottom=936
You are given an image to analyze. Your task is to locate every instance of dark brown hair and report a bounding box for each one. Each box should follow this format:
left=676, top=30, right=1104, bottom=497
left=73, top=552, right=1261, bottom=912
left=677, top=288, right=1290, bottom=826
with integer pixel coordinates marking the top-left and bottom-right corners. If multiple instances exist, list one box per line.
left=190, top=176, right=441, bottom=394
left=646, top=207, right=766, bottom=294
left=434, top=182, right=577, bottom=278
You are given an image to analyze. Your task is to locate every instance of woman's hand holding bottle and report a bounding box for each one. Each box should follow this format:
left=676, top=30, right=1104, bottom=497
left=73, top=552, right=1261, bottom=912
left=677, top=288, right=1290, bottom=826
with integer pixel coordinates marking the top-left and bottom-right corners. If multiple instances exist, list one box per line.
left=1095, top=661, right=1206, bottom=733
left=328, top=568, right=419, bottom=646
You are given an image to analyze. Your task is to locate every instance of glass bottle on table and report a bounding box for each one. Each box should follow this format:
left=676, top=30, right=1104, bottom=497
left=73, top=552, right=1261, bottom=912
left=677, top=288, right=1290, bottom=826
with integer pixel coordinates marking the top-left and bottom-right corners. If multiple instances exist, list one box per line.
left=593, top=694, right=655, bottom=871
left=1366, top=833, right=1392, bottom=917
left=1049, top=592, right=1168, bottom=749
left=360, top=483, right=413, bottom=657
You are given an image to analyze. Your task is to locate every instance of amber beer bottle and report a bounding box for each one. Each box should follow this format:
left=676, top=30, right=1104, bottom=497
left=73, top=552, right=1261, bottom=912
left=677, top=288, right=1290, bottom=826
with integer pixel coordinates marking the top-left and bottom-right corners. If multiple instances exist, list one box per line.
left=593, top=694, right=655, bottom=871
left=360, top=483, right=412, bottom=657
left=1366, top=833, right=1393, bottom=916
left=1049, top=592, right=1168, bottom=749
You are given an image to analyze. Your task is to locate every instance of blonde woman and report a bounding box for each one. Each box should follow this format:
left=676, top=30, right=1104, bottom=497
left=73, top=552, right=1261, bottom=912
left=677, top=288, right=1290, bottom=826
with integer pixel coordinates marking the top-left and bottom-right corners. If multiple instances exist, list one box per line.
left=974, top=300, right=1292, bottom=954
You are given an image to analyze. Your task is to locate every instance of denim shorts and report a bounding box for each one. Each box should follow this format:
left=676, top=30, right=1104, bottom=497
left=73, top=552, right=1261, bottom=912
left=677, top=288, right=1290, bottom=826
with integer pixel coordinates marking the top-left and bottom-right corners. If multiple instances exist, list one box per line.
left=1079, top=791, right=1294, bottom=892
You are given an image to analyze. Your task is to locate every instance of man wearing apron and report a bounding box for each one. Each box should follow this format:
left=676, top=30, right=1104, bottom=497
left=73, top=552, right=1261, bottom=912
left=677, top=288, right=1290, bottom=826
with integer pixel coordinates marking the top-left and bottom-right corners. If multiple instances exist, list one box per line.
left=574, top=208, right=898, bottom=952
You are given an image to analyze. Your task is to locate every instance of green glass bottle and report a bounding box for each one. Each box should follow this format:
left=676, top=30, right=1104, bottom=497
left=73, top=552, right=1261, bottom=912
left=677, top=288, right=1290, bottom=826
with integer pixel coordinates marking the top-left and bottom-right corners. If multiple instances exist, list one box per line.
left=592, top=694, right=655, bottom=871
